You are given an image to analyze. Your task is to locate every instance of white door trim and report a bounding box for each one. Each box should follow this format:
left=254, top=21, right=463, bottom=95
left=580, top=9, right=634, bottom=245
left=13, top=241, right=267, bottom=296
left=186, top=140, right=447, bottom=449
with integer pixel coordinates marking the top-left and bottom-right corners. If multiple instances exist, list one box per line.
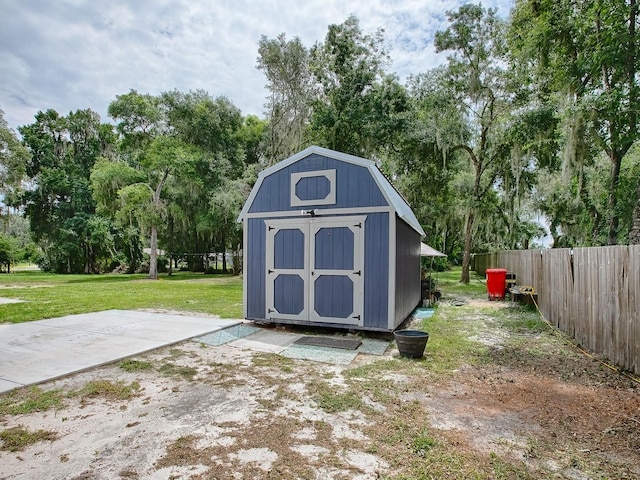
left=308, top=215, right=365, bottom=326
left=265, top=218, right=310, bottom=321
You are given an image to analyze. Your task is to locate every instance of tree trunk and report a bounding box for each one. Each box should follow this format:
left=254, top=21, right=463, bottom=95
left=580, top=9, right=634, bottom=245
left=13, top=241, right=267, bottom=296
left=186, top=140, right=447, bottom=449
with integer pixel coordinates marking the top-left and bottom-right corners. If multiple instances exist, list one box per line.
left=221, top=230, right=227, bottom=273
left=629, top=182, right=640, bottom=244
left=149, top=168, right=169, bottom=280
left=149, top=225, right=158, bottom=280
left=460, top=211, right=475, bottom=284
left=606, top=150, right=622, bottom=245
left=460, top=151, right=482, bottom=284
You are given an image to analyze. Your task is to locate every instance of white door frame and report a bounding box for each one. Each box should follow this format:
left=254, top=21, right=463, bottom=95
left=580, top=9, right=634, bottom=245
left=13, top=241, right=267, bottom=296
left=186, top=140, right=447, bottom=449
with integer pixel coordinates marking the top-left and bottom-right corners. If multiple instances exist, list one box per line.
left=265, top=218, right=310, bottom=321
left=308, top=216, right=365, bottom=326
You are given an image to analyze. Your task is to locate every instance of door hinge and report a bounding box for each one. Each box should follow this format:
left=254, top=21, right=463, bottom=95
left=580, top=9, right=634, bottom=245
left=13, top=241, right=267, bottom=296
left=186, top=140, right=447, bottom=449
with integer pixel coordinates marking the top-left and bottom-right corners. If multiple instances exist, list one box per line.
left=268, top=269, right=274, bottom=274
left=268, top=308, right=275, bottom=313
left=354, top=222, right=362, bottom=228
left=353, top=270, right=361, bottom=275
left=268, top=226, right=274, bottom=231
left=352, top=314, right=361, bottom=320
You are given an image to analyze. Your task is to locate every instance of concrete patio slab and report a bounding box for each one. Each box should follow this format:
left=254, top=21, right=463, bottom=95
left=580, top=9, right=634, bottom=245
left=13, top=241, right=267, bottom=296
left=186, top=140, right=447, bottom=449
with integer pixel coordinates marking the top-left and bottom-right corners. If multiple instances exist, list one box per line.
left=0, top=310, right=240, bottom=393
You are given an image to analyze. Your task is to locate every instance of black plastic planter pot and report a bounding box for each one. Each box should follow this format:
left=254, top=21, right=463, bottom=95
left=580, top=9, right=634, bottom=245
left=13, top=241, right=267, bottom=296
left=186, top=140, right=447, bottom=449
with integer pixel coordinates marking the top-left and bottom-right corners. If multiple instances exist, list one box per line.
left=394, top=330, right=429, bottom=358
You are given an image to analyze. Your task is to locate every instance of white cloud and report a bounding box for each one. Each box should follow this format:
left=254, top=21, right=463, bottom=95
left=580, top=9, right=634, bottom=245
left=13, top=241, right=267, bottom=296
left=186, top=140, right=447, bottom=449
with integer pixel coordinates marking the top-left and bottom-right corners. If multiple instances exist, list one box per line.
left=0, top=0, right=513, bottom=130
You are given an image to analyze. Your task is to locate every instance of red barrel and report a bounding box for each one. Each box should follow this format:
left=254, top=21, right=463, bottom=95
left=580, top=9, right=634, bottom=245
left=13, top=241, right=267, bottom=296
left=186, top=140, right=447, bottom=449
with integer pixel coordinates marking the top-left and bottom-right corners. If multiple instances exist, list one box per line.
left=486, top=268, right=507, bottom=300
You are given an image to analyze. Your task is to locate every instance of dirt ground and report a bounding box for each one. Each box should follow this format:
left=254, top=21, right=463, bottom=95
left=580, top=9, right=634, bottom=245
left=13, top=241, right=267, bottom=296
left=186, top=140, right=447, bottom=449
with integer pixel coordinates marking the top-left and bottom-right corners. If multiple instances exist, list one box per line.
left=1, top=298, right=638, bottom=480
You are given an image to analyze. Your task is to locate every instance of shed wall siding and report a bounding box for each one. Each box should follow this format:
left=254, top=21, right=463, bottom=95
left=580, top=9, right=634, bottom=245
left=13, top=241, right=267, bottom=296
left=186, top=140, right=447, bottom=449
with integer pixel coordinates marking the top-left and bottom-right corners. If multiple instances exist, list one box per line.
left=249, top=154, right=388, bottom=213
left=394, top=218, right=421, bottom=325
left=246, top=218, right=266, bottom=319
left=363, top=212, right=390, bottom=329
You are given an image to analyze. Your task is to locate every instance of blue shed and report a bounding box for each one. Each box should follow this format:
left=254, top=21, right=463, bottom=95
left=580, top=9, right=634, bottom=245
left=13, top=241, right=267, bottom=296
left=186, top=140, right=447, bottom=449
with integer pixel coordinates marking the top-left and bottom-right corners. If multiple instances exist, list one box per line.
left=237, top=146, right=424, bottom=332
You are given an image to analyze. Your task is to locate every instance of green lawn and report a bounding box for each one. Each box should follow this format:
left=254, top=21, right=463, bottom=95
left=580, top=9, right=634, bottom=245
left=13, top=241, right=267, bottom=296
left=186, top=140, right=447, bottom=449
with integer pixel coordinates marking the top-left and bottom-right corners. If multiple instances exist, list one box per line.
left=432, top=267, right=487, bottom=296
left=0, top=271, right=243, bottom=323
left=0, top=266, right=484, bottom=324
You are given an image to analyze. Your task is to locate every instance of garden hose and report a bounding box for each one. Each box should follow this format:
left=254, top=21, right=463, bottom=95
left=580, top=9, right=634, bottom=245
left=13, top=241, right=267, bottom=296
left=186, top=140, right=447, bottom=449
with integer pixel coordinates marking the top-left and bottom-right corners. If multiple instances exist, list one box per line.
left=524, top=290, right=640, bottom=386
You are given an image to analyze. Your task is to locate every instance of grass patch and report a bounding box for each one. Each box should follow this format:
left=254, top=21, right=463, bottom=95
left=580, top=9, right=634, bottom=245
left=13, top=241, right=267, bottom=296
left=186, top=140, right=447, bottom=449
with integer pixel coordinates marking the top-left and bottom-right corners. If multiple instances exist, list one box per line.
left=252, top=353, right=294, bottom=369
left=155, top=435, right=208, bottom=469
left=417, top=306, right=490, bottom=374
left=345, top=358, right=404, bottom=378
left=119, top=359, right=153, bottom=372
left=435, top=268, right=487, bottom=297
left=309, top=381, right=363, bottom=413
left=0, top=271, right=243, bottom=323
left=412, top=431, right=437, bottom=457
left=158, top=363, right=198, bottom=380
left=344, top=360, right=407, bottom=403
left=0, top=425, right=58, bottom=452
left=489, top=452, right=535, bottom=479
left=73, top=380, right=141, bottom=401
left=492, top=305, right=547, bottom=334
left=0, top=386, right=65, bottom=416
left=164, top=348, right=187, bottom=359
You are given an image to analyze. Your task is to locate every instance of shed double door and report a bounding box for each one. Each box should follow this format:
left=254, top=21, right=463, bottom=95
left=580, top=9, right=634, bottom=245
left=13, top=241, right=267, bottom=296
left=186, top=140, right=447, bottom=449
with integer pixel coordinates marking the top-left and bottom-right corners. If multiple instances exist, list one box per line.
left=265, top=216, right=365, bottom=326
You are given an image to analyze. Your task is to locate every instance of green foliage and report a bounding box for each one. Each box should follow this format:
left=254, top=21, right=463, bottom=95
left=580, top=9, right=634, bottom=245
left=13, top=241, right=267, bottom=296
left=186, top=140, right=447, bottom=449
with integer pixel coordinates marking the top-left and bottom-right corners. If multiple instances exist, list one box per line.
left=509, top=0, right=640, bottom=245
left=91, top=158, right=146, bottom=216
left=257, top=34, right=313, bottom=164
left=238, top=115, right=266, bottom=165
left=434, top=4, right=521, bottom=281
left=108, top=89, right=163, bottom=151
left=17, top=108, right=117, bottom=273
left=102, top=89, right=252, bottom=276
left=0, top=108, right=29, bottom=197
left=389, top=68, right=466, bottom=258
left=310, top=15, right=407, bottom=157
left=0, top=232, right=18, bottom=272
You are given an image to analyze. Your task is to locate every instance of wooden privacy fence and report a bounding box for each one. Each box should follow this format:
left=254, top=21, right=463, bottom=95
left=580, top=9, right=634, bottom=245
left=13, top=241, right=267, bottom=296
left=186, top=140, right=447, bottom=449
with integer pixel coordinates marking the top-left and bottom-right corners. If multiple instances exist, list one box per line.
left=473, top=246, right=640, bottom=375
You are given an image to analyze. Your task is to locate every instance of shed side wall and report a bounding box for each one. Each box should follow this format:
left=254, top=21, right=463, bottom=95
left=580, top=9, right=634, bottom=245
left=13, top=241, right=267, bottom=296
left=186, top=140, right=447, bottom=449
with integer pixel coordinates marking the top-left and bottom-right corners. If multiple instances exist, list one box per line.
left=394, top=218, right=421, bottom=326
left=363, top=212, right=390, bottom=329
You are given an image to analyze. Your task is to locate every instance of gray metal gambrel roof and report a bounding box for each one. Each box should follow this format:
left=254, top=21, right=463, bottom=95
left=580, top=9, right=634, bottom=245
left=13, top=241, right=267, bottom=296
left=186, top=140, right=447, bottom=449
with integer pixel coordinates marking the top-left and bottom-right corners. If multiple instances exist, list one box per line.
left=238, top=146, right=425, bottom=236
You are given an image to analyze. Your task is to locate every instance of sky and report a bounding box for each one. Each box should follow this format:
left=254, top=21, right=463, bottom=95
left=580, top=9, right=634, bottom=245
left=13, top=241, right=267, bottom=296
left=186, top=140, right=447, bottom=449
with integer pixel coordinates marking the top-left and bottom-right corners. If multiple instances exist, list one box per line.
left=0, top=0, right=513, bottom=132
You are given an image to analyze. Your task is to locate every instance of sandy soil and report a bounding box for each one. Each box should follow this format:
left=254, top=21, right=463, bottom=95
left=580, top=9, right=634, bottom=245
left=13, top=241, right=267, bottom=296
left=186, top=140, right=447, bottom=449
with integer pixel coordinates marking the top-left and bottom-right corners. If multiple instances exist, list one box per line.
left=1, top=299, right=638, bottom=479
